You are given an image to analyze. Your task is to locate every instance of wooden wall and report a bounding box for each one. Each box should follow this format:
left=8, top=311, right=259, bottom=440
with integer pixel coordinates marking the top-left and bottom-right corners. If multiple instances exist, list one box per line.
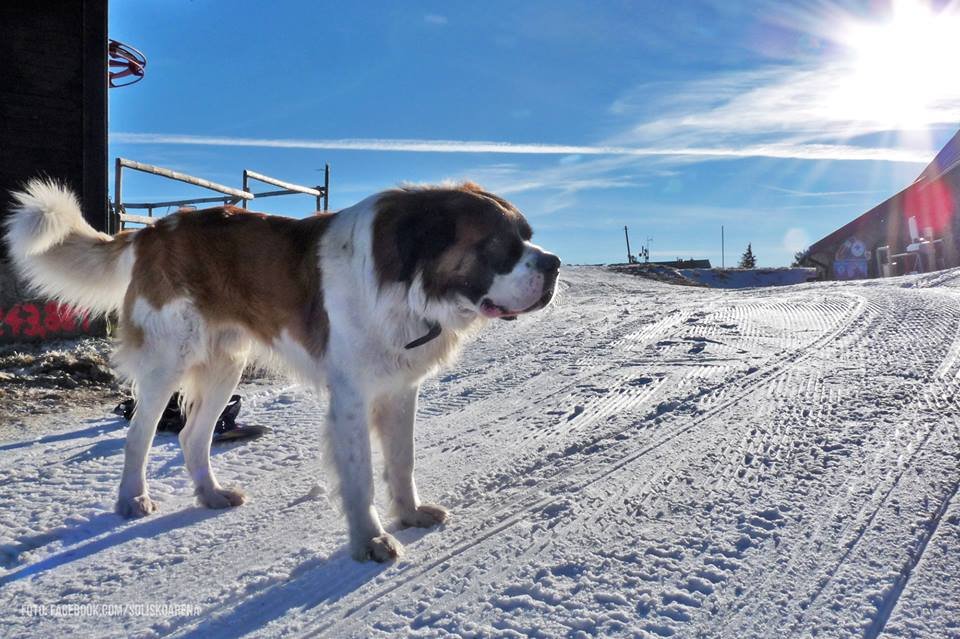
left=0, top=1, right=108, bottom=236
left=0, top=1, right=108, bottom=340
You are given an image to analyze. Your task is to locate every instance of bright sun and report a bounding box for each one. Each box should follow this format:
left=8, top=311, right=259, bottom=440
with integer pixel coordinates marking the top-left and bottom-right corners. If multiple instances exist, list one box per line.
left=829, top=0, right=960, bottom=129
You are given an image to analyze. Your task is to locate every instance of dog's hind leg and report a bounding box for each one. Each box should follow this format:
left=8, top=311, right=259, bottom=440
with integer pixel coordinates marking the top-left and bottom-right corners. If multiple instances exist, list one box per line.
left=115, top=354, right=184, bottom=518
left=179, top=355, right=247, bottom=509
left=372, top=386, right=449, bottom=529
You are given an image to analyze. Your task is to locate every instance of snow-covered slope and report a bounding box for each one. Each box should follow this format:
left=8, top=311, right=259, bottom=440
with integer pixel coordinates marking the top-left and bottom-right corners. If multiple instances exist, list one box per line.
left=1, top=266, right=958, bottom=638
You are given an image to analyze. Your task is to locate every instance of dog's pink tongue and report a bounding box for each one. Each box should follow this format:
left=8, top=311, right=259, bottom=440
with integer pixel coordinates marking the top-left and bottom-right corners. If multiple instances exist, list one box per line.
left=480, top=299, right=516, bottom=318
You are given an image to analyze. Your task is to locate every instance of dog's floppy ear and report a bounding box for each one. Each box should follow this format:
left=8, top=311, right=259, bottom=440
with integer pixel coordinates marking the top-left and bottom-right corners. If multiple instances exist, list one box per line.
left=395, top=208, right=456, bottom=282
left=373, top=189, right=463, bottom=287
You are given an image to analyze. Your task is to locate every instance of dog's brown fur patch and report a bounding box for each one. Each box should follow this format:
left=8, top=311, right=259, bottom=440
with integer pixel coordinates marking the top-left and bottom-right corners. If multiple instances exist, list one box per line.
left=121, top=207, right=332, bottom=355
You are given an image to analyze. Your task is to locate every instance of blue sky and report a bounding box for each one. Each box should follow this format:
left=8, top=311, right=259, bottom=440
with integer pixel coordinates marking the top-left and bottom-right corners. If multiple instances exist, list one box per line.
left=109, top=1, right=960, bottom=266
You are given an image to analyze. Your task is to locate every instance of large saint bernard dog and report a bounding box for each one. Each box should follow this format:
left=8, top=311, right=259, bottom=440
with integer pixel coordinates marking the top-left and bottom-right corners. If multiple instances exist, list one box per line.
left=4, top=179, right=559, bottom=561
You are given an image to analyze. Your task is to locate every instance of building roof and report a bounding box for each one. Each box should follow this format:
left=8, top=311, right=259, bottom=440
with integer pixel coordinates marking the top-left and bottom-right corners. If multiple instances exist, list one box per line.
left=915, top=129, right=960, bottom=184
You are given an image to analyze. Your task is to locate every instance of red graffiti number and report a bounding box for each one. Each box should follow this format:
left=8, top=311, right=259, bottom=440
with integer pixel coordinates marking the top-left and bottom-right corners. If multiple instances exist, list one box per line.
left=0, top=302, right=93, bottom=339
left=22, top=303, right=45, bottom=338
left=44, top=302, right=62, bottom=333
left=5, top=306, right=24, bottom=336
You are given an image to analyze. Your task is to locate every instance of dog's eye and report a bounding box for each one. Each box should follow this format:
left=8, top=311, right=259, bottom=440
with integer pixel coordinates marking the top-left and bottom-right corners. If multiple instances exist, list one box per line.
left=505, top=239, right=523, bottom=265
left=482, top=236, right=523, bottom=273
left=481, top=238, right=505, bottom=266
left=482, top=237, right=503, bottom=258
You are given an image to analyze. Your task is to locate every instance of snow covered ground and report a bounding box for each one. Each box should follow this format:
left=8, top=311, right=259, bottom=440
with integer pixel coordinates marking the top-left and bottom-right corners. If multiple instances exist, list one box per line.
left=2, top=266, right=959, bottom=638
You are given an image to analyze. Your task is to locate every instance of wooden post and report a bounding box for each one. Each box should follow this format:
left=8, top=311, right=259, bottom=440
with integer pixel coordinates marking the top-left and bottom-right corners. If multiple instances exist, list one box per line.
left=323, top=163, right=330, bottom=211
left=83, top=0, right=108, bottom=232
left=113, top=156, right=123, bottom=233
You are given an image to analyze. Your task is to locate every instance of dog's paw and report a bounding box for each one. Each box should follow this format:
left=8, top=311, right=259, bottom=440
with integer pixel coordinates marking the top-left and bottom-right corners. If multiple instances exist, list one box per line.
left=196, top=485, right=247, bottom=509
left=115, top=494, right=158, bottom=518
left=400, top=503, right=450, bottom=528
left=352, top=533, right=404, bottom=562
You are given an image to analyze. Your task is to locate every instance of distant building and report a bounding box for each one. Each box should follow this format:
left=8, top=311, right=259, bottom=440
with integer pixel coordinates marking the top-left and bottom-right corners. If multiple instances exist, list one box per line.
left=805, top=129, right=960, bottom=279
left=650, top=259, right=712, bottom=269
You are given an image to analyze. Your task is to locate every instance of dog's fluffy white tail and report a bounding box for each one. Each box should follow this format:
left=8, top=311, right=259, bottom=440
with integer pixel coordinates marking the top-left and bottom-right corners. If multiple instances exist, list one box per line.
left=4, top=178, right=135, bottom=314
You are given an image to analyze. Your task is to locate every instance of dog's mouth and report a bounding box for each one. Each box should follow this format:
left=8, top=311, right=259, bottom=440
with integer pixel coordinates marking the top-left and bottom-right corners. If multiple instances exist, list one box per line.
left=480, top=279, right=557, bottom=322
left=480, top=298, right=519, bottom=321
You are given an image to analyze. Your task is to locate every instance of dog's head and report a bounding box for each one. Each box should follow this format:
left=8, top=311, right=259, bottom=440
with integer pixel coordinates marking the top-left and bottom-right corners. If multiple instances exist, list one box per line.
left=373, top=183, right=560, bottom=323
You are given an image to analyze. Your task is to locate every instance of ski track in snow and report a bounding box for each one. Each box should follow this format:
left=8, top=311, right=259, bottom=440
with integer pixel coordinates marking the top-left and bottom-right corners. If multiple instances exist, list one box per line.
left=1, top=266, right=959, bottom=638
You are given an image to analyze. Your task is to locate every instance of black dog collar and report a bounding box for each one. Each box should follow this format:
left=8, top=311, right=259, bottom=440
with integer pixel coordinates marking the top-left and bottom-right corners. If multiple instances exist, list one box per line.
left=404, top=321, right=442, bottom=349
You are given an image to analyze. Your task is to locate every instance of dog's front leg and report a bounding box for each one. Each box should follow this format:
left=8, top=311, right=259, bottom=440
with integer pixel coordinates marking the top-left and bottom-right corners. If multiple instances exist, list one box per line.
left=372, top=386, right=449, bottom=529
left=326, top=373, right=402, bottom=562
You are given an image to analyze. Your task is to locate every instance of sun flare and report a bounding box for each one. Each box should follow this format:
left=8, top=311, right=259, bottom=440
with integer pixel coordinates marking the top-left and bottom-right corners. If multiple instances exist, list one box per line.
left=828, top=0, right=960, bottom=129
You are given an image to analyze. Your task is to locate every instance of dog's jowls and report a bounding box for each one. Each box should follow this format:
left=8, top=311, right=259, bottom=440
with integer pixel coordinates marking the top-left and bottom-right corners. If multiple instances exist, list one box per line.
left=4, top=179, right=559, bottom=561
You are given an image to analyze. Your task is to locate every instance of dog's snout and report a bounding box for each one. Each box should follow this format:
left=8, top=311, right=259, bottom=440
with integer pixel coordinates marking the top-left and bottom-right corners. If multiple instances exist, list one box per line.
left=536, top=252, right=561, bottom=273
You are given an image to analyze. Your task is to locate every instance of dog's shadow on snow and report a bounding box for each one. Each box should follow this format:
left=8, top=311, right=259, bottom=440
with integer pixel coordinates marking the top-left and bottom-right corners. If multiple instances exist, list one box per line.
left=0, top=416, right=126, bottom=453
left=45, top=430, right=239, bottom=472
left=0, top=508, right=220, bottom=587
left=170, top=525, right=442, bottom=638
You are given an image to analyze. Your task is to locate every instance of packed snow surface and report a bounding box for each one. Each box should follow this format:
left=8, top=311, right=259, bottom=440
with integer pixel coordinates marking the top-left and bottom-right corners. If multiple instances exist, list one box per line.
left=2, top=266, right=959, bottom=638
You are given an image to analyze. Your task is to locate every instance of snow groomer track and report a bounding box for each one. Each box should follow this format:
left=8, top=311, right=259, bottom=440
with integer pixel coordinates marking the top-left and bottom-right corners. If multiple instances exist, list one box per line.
left=2, top=266, right=959, bottom=638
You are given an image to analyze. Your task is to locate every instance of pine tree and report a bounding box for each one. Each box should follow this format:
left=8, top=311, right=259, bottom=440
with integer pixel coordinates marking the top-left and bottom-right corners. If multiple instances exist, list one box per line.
left=791, top=249, right=809, bottom=267
left=739, top=243, right=756, bottom=268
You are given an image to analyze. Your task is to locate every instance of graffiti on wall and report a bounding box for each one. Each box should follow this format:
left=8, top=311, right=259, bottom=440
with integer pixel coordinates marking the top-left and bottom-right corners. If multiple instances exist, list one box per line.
left=834, top=237, right=869, bottom=280
left=0, top=301, right=95, bottom=340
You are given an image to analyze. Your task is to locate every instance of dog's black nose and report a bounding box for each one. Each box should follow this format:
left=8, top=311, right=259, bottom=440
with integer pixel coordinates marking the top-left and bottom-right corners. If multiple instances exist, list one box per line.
left=537, top=252, right=561, bottom=272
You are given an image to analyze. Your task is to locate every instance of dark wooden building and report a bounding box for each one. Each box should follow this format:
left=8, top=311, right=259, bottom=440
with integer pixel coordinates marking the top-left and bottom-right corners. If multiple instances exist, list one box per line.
left=805, top=130, right=960, bottom=279
left=0, top=2, right=108, bottom=234
left=0, top=1, right=109, bottom=340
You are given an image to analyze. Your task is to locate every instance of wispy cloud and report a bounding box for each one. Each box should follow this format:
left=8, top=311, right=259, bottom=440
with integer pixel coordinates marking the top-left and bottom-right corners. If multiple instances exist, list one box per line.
left=777, top=202, right=879, bottom=211
left=761, top=185, right=888, bottom=198
left=424, top=14, right=448, bottom=25
left=459, top=155, right=647, bottom=212
left=112, top=132, right=931, bottom=164
left=612, top=60, right=960, bottom=149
